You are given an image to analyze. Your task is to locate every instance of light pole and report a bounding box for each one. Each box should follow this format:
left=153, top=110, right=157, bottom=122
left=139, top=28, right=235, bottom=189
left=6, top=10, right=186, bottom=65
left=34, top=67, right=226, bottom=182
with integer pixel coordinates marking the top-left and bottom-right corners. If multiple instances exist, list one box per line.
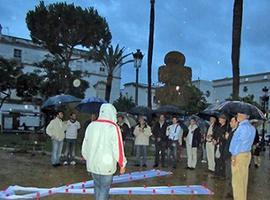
left=133, top=49, right=144, bottom=105
left=261, top=86, right=269, bottom=150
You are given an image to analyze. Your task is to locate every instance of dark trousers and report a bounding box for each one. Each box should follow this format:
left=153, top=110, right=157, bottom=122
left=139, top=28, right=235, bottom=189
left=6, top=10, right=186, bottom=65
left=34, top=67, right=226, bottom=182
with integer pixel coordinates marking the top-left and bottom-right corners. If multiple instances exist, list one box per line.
left=154, top=142, right=167, bottom=166
left=215, top=156, right=226, bottom=177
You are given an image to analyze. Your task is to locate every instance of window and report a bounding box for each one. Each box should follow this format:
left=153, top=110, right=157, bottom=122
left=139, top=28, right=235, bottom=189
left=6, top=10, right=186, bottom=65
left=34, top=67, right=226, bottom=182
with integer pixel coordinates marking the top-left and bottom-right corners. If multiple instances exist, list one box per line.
left=99, top=67, right=105, bottom=72
left=13, top=49, right=22, bottom=60
left=76, top=61, right=83, bottom=70
left=243, top=86, right=248, bottom=93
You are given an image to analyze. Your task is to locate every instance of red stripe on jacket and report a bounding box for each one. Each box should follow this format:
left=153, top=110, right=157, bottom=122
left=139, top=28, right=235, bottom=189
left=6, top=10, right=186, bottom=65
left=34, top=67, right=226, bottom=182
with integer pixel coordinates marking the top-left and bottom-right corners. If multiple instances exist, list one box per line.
left=95, top=119, right=125, bottom=167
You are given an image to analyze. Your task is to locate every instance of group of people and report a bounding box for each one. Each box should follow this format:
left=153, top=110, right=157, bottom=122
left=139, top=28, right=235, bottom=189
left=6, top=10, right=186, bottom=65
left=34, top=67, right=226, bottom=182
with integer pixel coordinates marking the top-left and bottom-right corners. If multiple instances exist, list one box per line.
left=46, top=103, right=260, bottom=200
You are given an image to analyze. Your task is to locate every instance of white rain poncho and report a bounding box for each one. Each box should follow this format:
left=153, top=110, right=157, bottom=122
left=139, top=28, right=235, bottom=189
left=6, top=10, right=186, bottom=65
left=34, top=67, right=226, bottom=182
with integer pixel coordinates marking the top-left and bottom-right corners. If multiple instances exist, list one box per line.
left=82, top=103, right=127, bottom=175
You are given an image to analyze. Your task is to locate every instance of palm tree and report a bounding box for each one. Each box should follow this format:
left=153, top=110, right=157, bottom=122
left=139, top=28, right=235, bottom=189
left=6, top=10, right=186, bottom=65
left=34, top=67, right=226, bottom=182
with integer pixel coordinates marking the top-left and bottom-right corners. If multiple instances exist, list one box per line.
left=147, top=0, right=155, bottom=109
left=90, top=44, right=133, bottom=102
left=231, top=0, right=243, bottom=100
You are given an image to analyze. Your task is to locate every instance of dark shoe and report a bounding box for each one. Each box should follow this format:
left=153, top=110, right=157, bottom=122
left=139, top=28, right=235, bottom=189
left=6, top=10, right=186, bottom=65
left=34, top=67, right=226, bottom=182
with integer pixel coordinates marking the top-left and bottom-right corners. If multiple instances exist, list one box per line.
left=153, top=164, right=159, bottom=168
left=190, top=167, right=195, bottom=170
left=52, top=164, right=58, bottom=167
left=55, top=163, right=61, bottom=166
left=225, top=193, right=233, bottom=199
left=134, top=164, right=140, bottom=167
left=142, top=164, right=147, bottom=167
left=185, top=167, right=191, bottom=170
left=255, top=164, right=259, bottom=168
left=173, top=165, right=177, bottom=169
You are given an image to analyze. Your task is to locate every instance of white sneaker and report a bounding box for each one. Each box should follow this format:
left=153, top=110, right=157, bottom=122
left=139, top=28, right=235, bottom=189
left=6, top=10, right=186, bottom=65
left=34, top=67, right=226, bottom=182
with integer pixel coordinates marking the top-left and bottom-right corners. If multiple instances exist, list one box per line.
left=63, top=161, right=68, bottom=165
left=70, top=161, right=76, bottom=165
left=201, top=160, right=207, bottom=163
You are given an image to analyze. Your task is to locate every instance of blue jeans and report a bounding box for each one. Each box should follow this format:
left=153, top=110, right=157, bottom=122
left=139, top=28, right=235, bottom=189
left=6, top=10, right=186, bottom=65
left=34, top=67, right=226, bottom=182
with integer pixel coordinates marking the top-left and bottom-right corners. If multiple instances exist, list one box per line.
left=168, top=141, right=178, bottom=167
left=135, top=145, right=147, bottom=166
left=51, top=139, right=63, bottom=165
left=64, top=139, right=76, bottom=163
left=92, top=173, right=113, bottom=200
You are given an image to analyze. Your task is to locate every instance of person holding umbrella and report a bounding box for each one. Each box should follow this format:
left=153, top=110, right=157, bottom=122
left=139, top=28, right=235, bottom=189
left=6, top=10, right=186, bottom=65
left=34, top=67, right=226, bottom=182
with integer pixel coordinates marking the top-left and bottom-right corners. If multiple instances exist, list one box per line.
left=117, top=114, right=130, bottom=144
left=213, top=114, right=228, bottom=179
left=229, top=111, right=256, bottom=200
left=46, top=110, right=67, bottom=167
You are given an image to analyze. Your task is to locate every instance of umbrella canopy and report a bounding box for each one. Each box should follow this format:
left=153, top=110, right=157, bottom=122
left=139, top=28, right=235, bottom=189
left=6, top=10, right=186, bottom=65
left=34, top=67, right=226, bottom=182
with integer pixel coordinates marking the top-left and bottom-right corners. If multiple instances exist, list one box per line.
left=203, top=101, right=266, bottom=120
left=75, top=97, right=106, bottom=114
left=154, top=105, right=184, bottom=115
left=42, top=94, right=81, bottom=109
left=128, top=106, right=152, bottom=117
left=118, top=112, right=137, bottom=128
left=197, top=110, right=220, bottom=121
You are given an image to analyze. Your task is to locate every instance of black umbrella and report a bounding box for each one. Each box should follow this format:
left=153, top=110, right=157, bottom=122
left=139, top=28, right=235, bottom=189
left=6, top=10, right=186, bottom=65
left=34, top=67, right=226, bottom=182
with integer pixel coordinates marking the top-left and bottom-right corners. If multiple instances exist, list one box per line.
left=128, top=106, right=152, bottom=117
left=203, top=101, right=266, bottom=120
left=75, top=97, right=106, bottom=114
left=154, top=105, right=184, bottom=115
left=197, top=110, right=220, bottom=121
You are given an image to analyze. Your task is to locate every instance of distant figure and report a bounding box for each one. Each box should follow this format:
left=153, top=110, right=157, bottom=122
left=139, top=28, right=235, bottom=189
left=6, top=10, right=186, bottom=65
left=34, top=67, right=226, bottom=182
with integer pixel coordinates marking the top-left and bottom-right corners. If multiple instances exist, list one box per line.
left=117, top=114, right=130, bottom=143
left=184, top=117, right=201, bottom=169
left=46, top=111, right=66, bottom=167
left=82, top=104, right=126, bottom=200
left=63, top=113, right=81, bottom=166
left=166, top=116, right=183, bottom=169
left=133, top=116, right=152, bottom=167
left=83, top=113, right=98, bottom=132
left=251, top=120, right=261, bottom=168
left=152, top=114, right=168, bottom=168
left=206, top=116, right=218, bottom=172
left=229, top=111, right=256, bottom=200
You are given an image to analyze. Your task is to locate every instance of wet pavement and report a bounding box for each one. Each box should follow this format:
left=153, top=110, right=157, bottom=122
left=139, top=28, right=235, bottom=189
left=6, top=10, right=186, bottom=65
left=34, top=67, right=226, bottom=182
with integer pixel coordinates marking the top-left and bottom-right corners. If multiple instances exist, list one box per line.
left=0, top=149, right=270, bottom=200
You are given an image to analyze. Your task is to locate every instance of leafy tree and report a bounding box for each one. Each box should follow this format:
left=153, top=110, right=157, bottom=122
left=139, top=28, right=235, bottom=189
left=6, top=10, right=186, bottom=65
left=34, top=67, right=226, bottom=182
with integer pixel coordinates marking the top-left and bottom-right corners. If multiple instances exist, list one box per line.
left=34, top=57, right=89, bottom=98
left=89, top=44, right=133, bottom=102
left=231, top=0, right=243, bottom=100
left=147, top=0, right=155, bottom=108
left=113, top=94, right=136, bottom=112
left=0, top=57, right=22, bottom=108
left=16, top=73, right=42, bottom=101
left=26, top=1, right=112, bottom=69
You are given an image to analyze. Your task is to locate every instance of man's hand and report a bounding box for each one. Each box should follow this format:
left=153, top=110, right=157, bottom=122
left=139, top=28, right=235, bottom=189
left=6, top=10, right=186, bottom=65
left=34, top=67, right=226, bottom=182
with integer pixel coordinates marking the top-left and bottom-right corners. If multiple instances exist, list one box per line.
left=231, top=156, right=236, bottom=167
left=120, top=167, right=126, bottom=174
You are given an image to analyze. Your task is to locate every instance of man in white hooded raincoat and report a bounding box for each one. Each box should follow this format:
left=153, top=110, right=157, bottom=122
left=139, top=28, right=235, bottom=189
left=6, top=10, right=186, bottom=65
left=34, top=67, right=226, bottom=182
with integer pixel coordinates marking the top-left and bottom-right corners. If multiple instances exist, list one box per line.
left=82, top=103, right=127, bottom=200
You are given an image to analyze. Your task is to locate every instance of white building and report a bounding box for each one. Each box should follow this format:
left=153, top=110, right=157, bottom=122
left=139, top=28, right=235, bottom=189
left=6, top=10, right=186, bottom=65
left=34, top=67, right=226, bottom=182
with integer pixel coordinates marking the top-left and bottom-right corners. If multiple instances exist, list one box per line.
left=192, top=72, right=270, bottom=110
left=0, top=34, right=121, bottom=102
left=121, top=82, right=158, bottom=109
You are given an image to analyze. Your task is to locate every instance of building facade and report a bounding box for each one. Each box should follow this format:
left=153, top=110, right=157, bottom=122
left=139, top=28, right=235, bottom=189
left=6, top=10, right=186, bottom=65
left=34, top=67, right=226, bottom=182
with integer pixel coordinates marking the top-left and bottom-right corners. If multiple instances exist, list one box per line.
left=0, top=34, right=121, bottom=102
left=121, top=82, right=158, bottom=109
left=193, top=72, right=270, bottom=110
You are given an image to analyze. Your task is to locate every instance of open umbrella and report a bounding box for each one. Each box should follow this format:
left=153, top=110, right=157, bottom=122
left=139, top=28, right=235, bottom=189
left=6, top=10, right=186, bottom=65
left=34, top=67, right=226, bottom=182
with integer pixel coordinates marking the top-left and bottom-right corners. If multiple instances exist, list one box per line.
left=42, top=94, right=81, bottom=109
left=75, top=97, right=106, bottom=114
left=197, top=110, right=220, bottom=121
left=154, top=105, right=184, bottom=115
left=203, top=101, right=265, bottom=120
left=118, top=112, right=137, bottom=128
left=128, top=106, right=152, bottom=117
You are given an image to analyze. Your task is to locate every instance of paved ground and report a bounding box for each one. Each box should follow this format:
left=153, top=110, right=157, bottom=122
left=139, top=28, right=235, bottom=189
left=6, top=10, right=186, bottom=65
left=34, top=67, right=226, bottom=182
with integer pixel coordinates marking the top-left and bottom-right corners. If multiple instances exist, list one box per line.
left=0, top=148, right=270, bottom=200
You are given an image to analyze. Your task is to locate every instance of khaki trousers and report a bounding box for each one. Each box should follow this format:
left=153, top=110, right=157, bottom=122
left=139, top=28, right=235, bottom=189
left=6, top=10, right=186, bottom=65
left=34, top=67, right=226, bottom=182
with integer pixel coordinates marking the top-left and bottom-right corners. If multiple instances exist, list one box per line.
left=186, top=143, right=197, bottom=168
left=206, top=142, right=215, bottom=171
left=231, top=152, right=251, bottom=200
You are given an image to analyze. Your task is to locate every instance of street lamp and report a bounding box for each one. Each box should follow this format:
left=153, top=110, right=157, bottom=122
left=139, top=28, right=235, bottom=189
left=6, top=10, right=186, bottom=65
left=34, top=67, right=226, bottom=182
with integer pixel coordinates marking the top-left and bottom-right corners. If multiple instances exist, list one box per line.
left=261, top=86, right=269, bottom=150
left=133, top=49, right=144, bottom=105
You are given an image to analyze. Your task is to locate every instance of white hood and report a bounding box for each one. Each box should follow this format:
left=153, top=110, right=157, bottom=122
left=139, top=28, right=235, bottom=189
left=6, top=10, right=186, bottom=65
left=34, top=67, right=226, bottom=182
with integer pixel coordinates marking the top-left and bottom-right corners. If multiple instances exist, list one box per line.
left=98, top=103, right=117, bottom=123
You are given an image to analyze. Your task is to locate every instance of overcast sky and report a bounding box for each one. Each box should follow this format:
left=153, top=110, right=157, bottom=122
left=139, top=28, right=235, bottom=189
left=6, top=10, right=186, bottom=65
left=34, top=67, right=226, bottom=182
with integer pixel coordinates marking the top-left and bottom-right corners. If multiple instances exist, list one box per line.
left=1, top=0, right=269, bottom=86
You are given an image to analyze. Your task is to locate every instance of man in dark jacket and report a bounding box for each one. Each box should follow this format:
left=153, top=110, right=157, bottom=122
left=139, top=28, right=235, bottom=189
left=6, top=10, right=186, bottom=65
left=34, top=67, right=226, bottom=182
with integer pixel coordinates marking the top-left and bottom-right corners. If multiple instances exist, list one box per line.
left=213, top=114, right=228, bottom=178
left=152, top=114, right=168, bottom=167
left=117, top=114, right=130, bottom=143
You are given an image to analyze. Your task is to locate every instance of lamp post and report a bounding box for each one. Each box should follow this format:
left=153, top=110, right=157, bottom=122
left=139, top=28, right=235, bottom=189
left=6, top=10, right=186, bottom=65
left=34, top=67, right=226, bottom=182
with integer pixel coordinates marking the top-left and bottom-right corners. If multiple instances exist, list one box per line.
left=133, top=49, right=144, bottom=105
left=261, top=86, right=269, bottom=150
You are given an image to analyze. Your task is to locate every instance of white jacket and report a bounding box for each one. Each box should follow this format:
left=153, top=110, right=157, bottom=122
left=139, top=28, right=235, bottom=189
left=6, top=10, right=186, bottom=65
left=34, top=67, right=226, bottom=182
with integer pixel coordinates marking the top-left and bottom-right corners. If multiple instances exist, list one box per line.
left=46, top=117, right=66, bottom=141
left=133, top=125, right=152, bottom=146
left=81, top=103, right=127, bottom=175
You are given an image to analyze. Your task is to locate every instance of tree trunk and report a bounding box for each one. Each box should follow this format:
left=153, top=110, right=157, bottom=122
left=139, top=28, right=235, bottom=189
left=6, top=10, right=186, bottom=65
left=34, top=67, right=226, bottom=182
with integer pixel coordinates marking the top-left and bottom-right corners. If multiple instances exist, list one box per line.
left=105, top=73, right=113, bottom=102
left=231, top=0, right=243, bottom=100
left=147, top=0, right=155, bottom=109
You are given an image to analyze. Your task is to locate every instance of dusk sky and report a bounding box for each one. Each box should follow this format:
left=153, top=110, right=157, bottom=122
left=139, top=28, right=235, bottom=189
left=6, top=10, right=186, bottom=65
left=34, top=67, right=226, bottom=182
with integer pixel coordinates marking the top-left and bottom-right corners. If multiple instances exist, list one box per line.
left=1, top=0, right=270, bottom=86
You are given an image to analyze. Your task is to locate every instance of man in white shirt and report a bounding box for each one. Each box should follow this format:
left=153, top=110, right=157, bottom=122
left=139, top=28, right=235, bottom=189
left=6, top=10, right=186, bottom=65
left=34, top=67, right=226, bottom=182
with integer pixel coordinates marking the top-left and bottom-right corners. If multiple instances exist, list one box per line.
left=63, top=113, right=80, bottom=166
left=166, top=116, right=183, bottom=169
